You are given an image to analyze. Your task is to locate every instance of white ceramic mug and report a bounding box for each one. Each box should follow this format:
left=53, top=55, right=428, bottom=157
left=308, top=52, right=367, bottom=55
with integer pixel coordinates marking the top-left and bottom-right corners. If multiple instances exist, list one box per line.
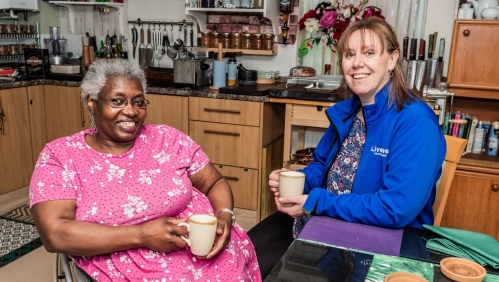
left=177, top=214, right=217, bottom=256
left=279, top=171, right=306, bottom=206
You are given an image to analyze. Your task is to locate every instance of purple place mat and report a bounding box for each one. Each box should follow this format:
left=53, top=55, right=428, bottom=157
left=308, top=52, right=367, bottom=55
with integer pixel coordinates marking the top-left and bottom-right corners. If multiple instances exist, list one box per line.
left=297, top=216, right=403, bottom=256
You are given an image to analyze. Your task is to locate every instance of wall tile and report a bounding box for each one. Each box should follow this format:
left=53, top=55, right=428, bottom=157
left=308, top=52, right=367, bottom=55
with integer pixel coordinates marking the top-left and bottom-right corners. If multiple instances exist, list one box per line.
left=260, top=25, right=273, bottom=35
left=230, top=15, right=249, bottom=24
left=208, top=15, right=221, bottom=23
left=249, top=16, right=260, bottom=24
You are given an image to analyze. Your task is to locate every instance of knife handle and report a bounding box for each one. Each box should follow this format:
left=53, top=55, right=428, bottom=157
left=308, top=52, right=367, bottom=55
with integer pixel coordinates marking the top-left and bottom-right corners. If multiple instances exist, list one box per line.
left=140, top=28, right=144, bottom=45
left=403, top=37, right=408, bottom=60
left=409, top=38, right=417, bottom=60
left=438, top=38, right=445, bottom=62
left=428, top=34, right=434, bottom=58
left=418, top=39, right=425, bottom=60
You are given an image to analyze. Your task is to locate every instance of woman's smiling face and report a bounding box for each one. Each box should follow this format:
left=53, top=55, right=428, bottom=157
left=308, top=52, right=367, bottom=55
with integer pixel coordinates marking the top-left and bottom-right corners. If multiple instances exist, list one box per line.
left=342, top=29, right=398, bottom=104
left=89, top=76, right=147, bottom=145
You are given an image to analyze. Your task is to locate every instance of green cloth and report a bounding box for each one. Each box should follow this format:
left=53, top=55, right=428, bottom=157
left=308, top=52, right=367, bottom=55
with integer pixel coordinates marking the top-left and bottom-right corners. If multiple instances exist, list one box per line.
left=424, top=224, right=499, bottom=269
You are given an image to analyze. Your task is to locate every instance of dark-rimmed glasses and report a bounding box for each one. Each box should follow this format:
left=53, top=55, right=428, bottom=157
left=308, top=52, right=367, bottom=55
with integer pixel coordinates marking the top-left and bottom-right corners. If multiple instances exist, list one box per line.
left=97, top=95, right=150, bottom=109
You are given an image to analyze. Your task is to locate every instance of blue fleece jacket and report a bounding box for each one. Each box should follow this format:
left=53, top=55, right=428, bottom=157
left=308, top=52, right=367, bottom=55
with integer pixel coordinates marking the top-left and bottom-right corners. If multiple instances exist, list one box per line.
left=300, top=82, right=446, bottom=229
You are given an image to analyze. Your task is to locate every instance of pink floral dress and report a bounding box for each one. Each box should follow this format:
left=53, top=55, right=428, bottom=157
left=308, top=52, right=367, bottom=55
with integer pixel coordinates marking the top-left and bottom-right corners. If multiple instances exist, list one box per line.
left=30, top=124, right=261, bottom=282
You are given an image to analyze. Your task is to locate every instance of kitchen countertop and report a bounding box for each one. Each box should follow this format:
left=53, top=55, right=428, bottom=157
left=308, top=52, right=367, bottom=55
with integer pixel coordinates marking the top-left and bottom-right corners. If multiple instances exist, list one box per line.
left=0, top=78, right=283, bottom=103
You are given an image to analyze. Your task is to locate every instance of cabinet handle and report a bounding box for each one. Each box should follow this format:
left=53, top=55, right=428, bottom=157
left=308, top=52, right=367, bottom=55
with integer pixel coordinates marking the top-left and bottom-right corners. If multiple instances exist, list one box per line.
left=463, top=29, right=470, bottom=37
left=0, top=97, right=5, bottom=135
left=224, top=176, right=239, bottom=181
left=492, top=184, right=499, bottom=192
left=204, top=129, right=240, bottom=136
left=204, top=108, right=241, bottom=114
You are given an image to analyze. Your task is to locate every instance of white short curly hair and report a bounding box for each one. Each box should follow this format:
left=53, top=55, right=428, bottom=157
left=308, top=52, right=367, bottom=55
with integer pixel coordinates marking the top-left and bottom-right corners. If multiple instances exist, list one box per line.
left=80, top=59, right=147, bottom=106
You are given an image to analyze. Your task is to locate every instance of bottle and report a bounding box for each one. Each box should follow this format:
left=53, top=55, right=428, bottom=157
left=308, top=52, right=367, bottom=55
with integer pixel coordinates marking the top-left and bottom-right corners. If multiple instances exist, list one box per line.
left=254, top=0, right=264, bottom=9
left=487, top=122, right=499, bottom=156
left=227, top=55, right=237, bottom=86
left=472, top=121, right=484, bottom=154
left=279, top=0, right=294, bottom=12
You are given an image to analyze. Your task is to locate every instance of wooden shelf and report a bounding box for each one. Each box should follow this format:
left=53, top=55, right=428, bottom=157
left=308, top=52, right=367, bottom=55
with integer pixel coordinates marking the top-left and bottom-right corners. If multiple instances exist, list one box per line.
left=207, top=45, right=278, bottom=56
left=283, top=163, right=307, bottom=171
left=459, top=153, right=499, bottom=170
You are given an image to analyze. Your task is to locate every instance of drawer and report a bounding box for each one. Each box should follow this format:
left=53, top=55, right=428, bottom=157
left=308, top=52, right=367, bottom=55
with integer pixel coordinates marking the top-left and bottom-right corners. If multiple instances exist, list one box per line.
left=292, top=104, right=330, bottom=123
left=215, top=164, right=258, bottom=210
left=190, top=121, right=260, bottom=169
left=189, top=97, right=261, bottom=126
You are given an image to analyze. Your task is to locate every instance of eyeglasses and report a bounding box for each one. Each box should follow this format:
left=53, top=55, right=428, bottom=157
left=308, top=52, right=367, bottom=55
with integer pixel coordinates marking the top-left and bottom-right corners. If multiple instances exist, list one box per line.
left=97, top=95, right=150, bottom=109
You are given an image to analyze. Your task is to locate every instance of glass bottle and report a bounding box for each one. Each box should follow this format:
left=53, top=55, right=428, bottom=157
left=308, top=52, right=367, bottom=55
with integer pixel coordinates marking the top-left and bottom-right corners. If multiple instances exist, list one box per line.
left=252, top=34, right=262, bottom=50
left=231, top=32, right=241, bottom=49
left=241, top=33, right=252, bottom=49
left=201, top=32, right=211, bottom=47
left=210, top=32, right=220, bottom=48
left=254, top=0, right=264, bottom=9
left=120, top=37, right=129, bottom=60
left=279, top=0, right=294, bottom=12
left=263, top=34, right=274, bottom=51
left=221, top=33, right=231, bottom=49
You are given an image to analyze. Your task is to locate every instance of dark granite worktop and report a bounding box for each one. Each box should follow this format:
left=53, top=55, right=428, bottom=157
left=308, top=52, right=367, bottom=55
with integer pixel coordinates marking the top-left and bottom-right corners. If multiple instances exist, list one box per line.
left=0, top=79, right=271, bottom=102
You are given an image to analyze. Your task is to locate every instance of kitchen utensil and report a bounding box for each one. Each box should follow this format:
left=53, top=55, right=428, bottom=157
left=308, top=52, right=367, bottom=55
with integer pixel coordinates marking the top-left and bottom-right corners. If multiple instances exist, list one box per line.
left=237, top=63, right=257, bottom=85
left=167, top=38, right=178, bottom=60
left=190, top=25, right=194, bottom=47
left=138, top=24, right=146, bottom=67
left=183, top=22, right=187, bottom=47
left=131, top=23, right=138, bottom=59
left=146, top=24, right=153, bottom=66
left=161, top=22, right=169, bottom=56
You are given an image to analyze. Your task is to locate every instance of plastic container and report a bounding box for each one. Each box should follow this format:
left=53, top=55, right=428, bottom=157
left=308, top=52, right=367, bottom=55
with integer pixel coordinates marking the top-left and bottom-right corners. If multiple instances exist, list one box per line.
left=472, top=121, right=485, bottom=154
left=487, top=121, right=499, bottom=156
left=227, top=56, right=237, bottom=86
left=230, top=32, right=241, bottom=49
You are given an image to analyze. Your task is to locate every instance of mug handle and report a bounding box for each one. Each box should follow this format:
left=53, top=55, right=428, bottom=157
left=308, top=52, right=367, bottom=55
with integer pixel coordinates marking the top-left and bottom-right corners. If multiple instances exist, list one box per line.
left=177, top=222, right=190, bottom=246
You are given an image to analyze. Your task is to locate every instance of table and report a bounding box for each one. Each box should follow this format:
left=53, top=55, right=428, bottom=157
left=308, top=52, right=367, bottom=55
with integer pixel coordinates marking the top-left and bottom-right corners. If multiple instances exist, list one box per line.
left=264, top=217, right=499, bottom=282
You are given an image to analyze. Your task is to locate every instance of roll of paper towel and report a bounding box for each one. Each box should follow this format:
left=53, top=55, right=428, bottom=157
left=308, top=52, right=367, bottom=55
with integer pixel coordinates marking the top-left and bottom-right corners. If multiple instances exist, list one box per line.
left=213, top=60, right=227, bottom=88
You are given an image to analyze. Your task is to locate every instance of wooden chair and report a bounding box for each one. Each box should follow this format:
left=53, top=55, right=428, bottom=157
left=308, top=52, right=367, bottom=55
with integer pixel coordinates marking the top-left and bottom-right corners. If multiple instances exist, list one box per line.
left=433, top=135, right=468, bottom=226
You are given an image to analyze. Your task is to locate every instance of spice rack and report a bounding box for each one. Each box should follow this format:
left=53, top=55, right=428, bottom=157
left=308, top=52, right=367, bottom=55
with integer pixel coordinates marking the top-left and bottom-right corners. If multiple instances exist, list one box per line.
left=206, top=45, right=278, bottom=56
left=0, top=21, right=40, bottom=64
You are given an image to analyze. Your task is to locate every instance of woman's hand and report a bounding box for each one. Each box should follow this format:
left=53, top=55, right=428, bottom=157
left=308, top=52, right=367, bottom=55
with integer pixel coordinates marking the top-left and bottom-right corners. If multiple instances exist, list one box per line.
left=275, top=194, right=308, bottom=218
left=269, top=168, right=289, bottom=198
left=140, top=217, right=189, bottom=254
left=202, top=212, right=232, bottom=260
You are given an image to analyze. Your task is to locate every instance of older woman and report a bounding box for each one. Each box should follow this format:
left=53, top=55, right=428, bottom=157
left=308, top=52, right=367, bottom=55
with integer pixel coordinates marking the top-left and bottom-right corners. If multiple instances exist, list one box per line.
left=30, top=59, right=260, bottom=281
left=248, top=17, right=446, bottom=278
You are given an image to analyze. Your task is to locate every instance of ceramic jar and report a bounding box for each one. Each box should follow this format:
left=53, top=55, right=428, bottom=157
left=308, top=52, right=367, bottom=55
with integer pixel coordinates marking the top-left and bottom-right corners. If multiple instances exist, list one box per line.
left=201, top=31, right=211, bottom=47
left=470, top=0, right=499, bottom=19
left=481, top=6, right=499, bottom=19
left=230, top=32, right=241, bottom=49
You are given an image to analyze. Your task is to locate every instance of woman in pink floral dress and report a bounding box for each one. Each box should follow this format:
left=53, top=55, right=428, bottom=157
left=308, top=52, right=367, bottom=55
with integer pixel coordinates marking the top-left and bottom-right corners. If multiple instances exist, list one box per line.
left=30, top=59, right=261, bottom=282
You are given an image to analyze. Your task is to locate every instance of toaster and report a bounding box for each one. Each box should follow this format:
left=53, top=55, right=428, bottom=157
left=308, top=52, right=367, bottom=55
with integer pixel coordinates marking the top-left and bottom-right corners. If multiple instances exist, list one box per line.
left=173, top=59, right=214, bottom=88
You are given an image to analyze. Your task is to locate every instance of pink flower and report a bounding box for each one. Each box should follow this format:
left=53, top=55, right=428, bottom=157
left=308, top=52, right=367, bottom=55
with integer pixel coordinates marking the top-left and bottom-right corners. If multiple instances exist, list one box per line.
left=319, top=11, right=338, bottom=28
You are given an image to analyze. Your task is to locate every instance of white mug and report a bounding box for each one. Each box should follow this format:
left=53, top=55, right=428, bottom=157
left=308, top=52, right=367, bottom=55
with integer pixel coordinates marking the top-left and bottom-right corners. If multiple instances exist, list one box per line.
left=279, top=171, right=305, bottom=206
left=177, top=214, right=217, bottom=256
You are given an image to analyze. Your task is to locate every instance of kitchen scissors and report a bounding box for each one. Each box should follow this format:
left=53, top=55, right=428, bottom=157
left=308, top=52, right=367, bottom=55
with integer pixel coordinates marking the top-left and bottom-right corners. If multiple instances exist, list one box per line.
left=131, top=21, right=138, bottom=59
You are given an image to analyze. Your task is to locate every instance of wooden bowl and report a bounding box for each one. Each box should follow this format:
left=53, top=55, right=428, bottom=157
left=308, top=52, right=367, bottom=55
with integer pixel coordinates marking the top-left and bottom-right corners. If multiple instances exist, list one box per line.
left=384, top=272, right=428, bottom=282
left=440, top=257, right=486, bottom=282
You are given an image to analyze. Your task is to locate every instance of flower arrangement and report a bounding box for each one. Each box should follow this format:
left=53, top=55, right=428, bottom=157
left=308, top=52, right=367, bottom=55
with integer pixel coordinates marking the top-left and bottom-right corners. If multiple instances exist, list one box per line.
left=298, top=0, right=385, bottom=56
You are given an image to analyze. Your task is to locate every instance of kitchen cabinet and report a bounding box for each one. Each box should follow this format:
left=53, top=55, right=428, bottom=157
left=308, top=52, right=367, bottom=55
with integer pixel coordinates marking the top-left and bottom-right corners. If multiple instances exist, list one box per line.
left=441, top=168, right=499, bottom=239
left=145, top=94, right=189, bottom=135
left=0, top=87, right=34, bottom=195
left=440, top=20, right=499, bottom=236
left=188, top=97, right=285, bottom=221
left=27, top=86, right=48, bottom=167
left=44, top=85, right=89, bottom=142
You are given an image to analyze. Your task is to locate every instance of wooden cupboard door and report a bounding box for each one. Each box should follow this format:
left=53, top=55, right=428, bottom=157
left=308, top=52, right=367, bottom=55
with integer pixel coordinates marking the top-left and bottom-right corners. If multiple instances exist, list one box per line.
left=0, top=88, right=34, bottom=195
left=189, top=97, right=261, bottom=126
left=190, top=121, right=260, bottom=169
left=441, top=171, right=499, bottom=239
left=145, top=94, right=188, bottom=135
left=27, top=86, right=47, bottom=165
left=214, top=164, right=258, bottom=210
left=448, top=21, right=499, bottom=91
left=44, top=86, right=87, bottom=142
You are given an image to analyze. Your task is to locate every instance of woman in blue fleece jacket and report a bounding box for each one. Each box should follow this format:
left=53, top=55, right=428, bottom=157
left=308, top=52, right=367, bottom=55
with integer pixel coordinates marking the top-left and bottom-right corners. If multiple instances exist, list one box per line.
left=247, top=17, right=446, bottom=279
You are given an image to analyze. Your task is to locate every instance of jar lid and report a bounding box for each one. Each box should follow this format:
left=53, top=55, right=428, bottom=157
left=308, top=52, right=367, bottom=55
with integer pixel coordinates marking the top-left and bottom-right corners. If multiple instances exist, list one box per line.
left=265, top=34, right=274, bottom=37
left=242, top=33, right=252, bottom=37
left=222, top=32, right=231, bottom=37
left=212, top=32, right=219, bottom=36
left=232, top=32, right=241, bottom=37
left=254, top=33, right=262, bottom=37
left=201, top=31, right=211, bottom=35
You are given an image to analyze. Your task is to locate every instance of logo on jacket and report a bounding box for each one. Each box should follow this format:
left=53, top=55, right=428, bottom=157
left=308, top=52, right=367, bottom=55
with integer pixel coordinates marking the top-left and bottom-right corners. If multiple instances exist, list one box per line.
left=371, top=145, right=389, bottom=157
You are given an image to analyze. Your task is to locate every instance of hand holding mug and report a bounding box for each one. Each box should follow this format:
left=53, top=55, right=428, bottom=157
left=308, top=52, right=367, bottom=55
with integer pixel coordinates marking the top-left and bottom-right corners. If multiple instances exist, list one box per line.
left=177, top=214, right=218, bottom=257
left=269, top=168, right=290, bottom=197
left=141, top=216, right=188, bottom=254
left=278, top=170, right=306, bottom=207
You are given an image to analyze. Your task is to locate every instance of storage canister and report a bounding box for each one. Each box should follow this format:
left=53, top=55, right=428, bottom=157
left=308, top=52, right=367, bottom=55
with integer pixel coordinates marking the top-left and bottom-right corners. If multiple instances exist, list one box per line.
left=252, top=33, right=263, bottom=50
left=221, top=33, right=231, bottom=49
left=15, top=25, right=25, bottom=34
left=25, top=25, right=35, bottom=34
left=254, top=0, right=264, bottom=9
left=9, top=45, right=19, bottom=55
left=6, top=24, right=15, bottom=34
left=241, top=33, right=252, bottom=49
left=201, top=31, right=211, bottom=47
left=19, top=44, right=27, bottom=55
left=0, top=25, right=6, bottom=34
left=0, top=45, right=8, bottom=56
left=210, top=32, right=220, bottom=48
left=230, top=32, right=241, bottom=49
left=263, top=33, right=274, bottom=51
